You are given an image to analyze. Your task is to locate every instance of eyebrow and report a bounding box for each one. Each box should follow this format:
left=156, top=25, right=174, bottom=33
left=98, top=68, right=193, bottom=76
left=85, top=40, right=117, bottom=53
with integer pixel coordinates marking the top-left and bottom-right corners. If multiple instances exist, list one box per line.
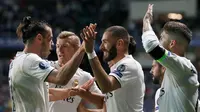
left=102, top=39, right=107, bottom=42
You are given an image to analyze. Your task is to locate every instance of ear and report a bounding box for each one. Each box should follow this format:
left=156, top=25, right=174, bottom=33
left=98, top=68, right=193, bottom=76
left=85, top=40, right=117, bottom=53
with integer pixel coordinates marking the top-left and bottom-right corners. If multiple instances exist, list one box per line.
left=116, top=39, right=124, bottom=48
left=161, top=66, right=166, bottom=73
left=35, top=34, right=43, bottom=43
left=169, top=40, right=176, bottom=49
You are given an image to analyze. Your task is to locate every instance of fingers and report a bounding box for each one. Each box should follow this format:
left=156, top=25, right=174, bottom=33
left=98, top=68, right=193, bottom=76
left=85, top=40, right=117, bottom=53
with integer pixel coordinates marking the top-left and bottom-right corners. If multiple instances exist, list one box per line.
left=83, top=28, right=90, bottom=40
left=81, top=23, right=97, bottom=42
left=148, top=4, right=153, bottom=16
left=81, top=78, right=95, bottom=90
left=90, top=23, right=97, bottom=30
left=80, top=31, right=87, bottom=41
left=86, top=26, right=94, bottom=39
left=70, top=87, right=86, bottom=96
left=144, top=4, right=154, bottom=23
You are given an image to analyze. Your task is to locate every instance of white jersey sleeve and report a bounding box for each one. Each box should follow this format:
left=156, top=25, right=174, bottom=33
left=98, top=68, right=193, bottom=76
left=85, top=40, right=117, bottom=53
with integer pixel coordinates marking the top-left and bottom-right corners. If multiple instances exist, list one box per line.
left=109, top=63, right=138, bottom=87
left=23, top=54, right=54, bottom=82
left=142, top=31, right=197, bottom=77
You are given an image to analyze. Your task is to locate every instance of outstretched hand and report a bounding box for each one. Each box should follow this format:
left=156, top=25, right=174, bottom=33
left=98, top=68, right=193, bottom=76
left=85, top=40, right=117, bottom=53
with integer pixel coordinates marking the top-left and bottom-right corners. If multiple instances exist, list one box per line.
left=69, top=78, right=95, bottom=96
left=143, top=4, right=154, bottom=32
left=80, top=23, right=97, bottom=53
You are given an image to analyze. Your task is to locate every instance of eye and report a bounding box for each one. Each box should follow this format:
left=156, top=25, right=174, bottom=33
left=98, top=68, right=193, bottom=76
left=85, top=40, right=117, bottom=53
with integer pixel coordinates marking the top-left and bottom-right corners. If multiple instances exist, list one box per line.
left=56, top=44, right=59, bottom=48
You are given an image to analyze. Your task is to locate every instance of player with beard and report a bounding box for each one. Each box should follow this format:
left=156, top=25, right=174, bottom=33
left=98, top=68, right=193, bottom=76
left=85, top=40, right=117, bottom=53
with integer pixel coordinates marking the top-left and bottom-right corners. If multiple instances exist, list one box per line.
left=77, top=25, right=145, bottom=112
left=9, top=16, right=85, bottom=112
left=150, top=60, right=165, bottom=112
left=150, top=60, right=165, bottom=85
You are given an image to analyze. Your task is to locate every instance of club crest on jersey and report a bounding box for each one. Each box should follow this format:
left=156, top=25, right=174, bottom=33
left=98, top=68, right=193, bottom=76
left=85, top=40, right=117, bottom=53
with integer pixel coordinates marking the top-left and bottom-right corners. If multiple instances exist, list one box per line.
left=72, top=79, right=79, bottom=87
left=39, top=62, right=49, bottom=69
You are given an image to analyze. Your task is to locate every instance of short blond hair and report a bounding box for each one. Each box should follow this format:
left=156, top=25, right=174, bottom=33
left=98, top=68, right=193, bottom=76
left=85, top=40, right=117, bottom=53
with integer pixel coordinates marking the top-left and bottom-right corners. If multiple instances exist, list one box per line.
left=57, top=31, right=76, bottom=39
left=57, top=31, right=81, bottom=47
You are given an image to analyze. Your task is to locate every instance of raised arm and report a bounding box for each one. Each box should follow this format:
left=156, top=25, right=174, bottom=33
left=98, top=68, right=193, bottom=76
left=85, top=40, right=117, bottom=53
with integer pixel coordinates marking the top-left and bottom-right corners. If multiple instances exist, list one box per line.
left=46, top=43, right=85, bottom=85
left=142, top=4, right=196, bottom=76
left=80, top=24, right=121, bottom=93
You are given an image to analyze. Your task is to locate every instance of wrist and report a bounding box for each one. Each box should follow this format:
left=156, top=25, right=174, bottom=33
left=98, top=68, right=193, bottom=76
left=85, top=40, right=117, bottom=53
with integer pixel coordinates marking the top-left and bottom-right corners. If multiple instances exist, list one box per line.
left=87, top=50, right=97, bottom=59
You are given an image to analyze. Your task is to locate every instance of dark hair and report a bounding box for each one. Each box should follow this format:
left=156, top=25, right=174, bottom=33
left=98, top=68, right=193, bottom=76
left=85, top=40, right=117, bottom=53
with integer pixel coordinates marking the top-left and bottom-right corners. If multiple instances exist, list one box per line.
left=163, top=21, right=192, bottom=44
left=128, top=36, right=136, bottom=55
left=16, top=16, right=51, bottom=43
left=105, top=26, right=129, bottom=42
left=105, top=26, right=137, bottom=55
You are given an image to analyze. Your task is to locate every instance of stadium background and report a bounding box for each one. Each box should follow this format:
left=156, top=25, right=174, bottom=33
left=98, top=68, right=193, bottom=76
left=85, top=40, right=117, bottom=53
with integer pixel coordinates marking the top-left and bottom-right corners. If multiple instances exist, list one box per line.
left=0, top=0, right=200, bottom=112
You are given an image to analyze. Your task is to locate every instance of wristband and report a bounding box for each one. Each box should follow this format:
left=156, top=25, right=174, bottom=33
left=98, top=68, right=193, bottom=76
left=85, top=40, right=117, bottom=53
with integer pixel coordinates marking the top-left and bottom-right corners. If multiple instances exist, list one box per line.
left=87, top=51, right=97, bottom=59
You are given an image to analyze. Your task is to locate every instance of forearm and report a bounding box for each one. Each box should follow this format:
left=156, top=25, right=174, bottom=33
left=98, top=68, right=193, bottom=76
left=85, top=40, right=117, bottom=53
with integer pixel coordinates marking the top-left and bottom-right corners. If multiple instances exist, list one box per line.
left=89, top=57, right=112, bottom=93
left=56, top=46, right=85, bottom=85
left=49, top=88, right=71, bottom=101
left=78, top=90, right=104, bottom=109
left=143, top=20, right=153, bottom=33
left=142, top=4, right=159, bottom=53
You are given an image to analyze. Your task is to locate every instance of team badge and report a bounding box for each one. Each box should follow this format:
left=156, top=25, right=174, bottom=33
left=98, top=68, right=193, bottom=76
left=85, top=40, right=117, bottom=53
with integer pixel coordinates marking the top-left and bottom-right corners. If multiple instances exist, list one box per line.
left=117, top=64, right=125, bottom=72
left=112, top=64, right=126, bottom=78
left=72, top=79, right=79, bottom=87
left=39, top=61, right=49, bottom=69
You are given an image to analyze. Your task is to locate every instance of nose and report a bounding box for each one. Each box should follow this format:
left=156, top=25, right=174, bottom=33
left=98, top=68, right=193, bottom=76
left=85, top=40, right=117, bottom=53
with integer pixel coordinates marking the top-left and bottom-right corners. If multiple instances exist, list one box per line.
left=51, top=40, right=54, bottom=46
left=59, top=46, right=64, bottom=53
left=150, top=69, right=153, bottom=74
left=99, top=43, right=104, bottom=51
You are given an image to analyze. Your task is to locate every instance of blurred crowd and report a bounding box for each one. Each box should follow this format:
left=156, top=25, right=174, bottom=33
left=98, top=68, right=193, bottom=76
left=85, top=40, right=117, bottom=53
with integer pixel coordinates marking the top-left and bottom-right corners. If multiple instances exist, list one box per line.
left=1, top=0, right=200, bottom=112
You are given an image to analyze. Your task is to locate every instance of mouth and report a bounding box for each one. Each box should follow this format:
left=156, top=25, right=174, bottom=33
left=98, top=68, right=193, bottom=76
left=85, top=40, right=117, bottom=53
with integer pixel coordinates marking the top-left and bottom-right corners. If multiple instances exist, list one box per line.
left=58, top=54, right=64, bottom=58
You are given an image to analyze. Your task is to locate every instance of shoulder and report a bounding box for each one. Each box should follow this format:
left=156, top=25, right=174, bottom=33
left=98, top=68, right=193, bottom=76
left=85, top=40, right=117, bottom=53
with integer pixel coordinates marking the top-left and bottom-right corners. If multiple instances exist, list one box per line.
left=25, top=53, right=42, bottom=62
left=24, top=53, right=51, bottom=69
left=119, top=55, right=142, bottom=72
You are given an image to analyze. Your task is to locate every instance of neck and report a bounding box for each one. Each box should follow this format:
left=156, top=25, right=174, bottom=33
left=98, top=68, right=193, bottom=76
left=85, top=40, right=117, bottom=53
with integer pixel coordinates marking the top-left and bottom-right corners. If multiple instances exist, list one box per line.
left=23, top=44, right=41, bottom=57
left=108, top=52, right=128, bottom=67
left=172, top=49, right=185, bottom=57
left=159, top=76, right=164, bottom=85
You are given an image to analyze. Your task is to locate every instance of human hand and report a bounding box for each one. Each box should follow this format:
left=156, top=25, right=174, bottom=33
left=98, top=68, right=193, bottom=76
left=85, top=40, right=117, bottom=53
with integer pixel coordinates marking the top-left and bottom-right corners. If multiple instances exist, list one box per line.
left=69, top=78, right=95, bottom=96
left=80, top=23, right=97, bottom=53
left=143, top=4, right=154, bottom=32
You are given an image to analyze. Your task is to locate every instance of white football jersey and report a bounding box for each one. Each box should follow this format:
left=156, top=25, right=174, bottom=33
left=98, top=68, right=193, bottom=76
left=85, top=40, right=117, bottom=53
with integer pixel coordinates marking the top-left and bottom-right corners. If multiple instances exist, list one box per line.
left=9, top=52, right=54, bottom=112
left=142, top=31, right=199, bottom=112
left=158, top=52, right=199, bottom=112
left=154, top=88, right=160, bottom=112
left=106, top=55, right=145, bottom=112
left=48, top=61, right=101, bottom=112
